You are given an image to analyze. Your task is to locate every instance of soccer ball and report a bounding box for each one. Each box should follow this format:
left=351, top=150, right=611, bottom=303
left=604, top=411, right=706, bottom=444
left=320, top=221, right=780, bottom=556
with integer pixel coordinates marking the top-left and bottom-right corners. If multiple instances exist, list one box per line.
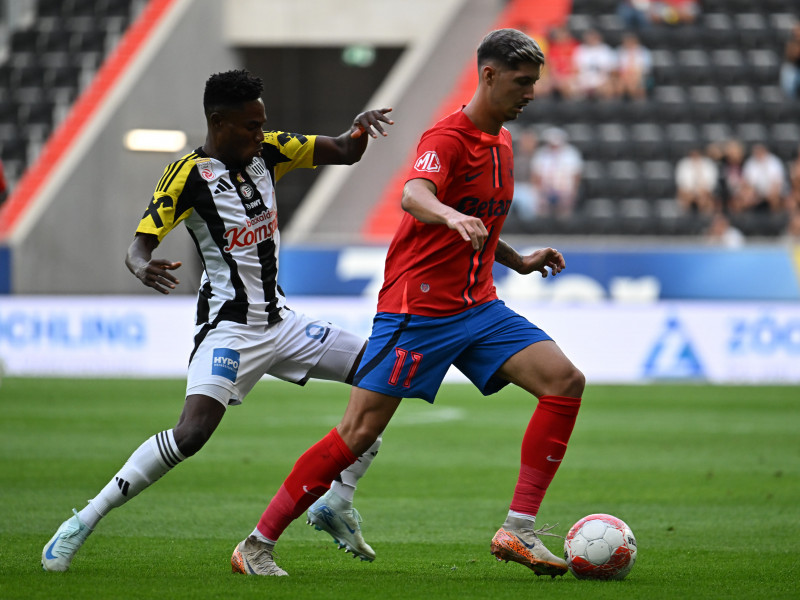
left=563, top=513, right=637, bottom=580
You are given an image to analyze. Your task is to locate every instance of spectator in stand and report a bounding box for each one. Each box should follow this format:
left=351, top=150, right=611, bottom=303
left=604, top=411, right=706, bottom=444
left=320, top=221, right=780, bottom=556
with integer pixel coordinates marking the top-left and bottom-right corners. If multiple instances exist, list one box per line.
left=537, top=26, right=578, bottom=99
left=510, top=127, right=540, bottom=223
left=780, top=22, right=800, bottom=98
left=531, top=127, right=583, bottom=217
left=734, top=143, right=786, bottom=214
left=614, top=32, right=652, bottom=100
left=617, top=1, right=653, bottom=30
left=718, top=139, right=747, bottom=213
left=650, top=0, right=699, bottom=26
left=781, top=22, right=800, bottom=99
left=705, top=212, right=745, bottom=249
left=572, top=29, right=618, bottom=100
left=782, top=144, right=800, bottom=217
left=675, top=148, right=717, bottom=214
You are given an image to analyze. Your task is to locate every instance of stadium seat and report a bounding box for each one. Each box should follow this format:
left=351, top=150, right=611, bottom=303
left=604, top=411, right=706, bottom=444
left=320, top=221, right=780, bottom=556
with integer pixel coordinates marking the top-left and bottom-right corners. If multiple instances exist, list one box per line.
left=49, top=65, right=83, bottom=91
left=724, top=85, right=759, bottom=121
left=735, top=13, right=771, bottom=49
left=700, top=122, right=734, bottom=145
left=641, top=160, right=675, bottom=198
left=23, top=99, right=55, bottom=127
left=38, top=0, right=73, bottom=17
left=606, top=160, right=641, bottom=199
left=687, top=86, right=724, bottom=122
left=769, top=123, right=800, bottom=159
left=735, top=122, right=768, bottom=146
left=72, top=0, right=100, bottom=17
left=16, top=64, right=49, bottom=92
left=40, top=29, right=77, bottom=54
left=665, top=123, right=700, bottom=159
left=629, top=123, right=665, bottom=160
left=10, top=29, right=40, bottom=54
left=0, top=98, right=20, bottom=126
left=581, top=160, right=606, bottom=198
left=768, top=13, right=797, bottom=36
left=700, top=13, right=739, bottom=47
left=710, top=49, right=746, bottom=86
left=676, top=50, right=713, bottom=86
left=746, top=49, right=781, bottom=87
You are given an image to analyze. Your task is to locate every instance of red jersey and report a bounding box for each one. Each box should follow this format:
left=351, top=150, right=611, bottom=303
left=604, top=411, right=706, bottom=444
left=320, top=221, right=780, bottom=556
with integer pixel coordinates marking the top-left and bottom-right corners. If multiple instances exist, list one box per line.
left=377, top=109, right=514, bottom=317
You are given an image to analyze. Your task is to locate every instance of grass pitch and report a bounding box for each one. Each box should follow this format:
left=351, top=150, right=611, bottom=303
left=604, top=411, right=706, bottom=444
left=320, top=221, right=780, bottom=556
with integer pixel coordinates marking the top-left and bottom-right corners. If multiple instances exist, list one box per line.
left=0, top=377, right=797, bottom=599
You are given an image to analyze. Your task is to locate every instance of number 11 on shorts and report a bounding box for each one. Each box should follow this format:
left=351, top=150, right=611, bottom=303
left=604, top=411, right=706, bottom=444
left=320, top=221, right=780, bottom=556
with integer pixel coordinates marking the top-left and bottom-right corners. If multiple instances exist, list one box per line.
left=389, top=348, right=423, bottom=388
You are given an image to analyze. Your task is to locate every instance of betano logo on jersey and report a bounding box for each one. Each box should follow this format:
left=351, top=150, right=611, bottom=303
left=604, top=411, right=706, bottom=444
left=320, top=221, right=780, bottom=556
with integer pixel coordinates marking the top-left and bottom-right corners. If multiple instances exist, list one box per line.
left=223, top=209, right=278, bottom=252
left=414, top=151, right=441, bottom=173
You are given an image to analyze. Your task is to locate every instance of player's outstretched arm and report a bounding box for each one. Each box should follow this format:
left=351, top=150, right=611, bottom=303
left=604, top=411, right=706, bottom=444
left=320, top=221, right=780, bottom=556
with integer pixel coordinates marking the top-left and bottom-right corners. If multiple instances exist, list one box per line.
left=495, top=239, right=565, bottom=277
left=313, top=107, right=394, bottom=166
left=402, top=178, right=488, bottom=250
left=125, top=233, right=182, bottom=294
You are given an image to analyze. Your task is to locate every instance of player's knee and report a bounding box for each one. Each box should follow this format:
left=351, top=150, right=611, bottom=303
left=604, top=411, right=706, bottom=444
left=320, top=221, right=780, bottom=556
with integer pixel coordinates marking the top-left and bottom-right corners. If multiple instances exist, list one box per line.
left=563, top=366, right=586, bottom=398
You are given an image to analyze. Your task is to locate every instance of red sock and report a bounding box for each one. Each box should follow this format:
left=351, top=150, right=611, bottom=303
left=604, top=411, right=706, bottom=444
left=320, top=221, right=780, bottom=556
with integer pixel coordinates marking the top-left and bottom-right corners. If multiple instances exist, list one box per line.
left=257, top=428, right=357, bottom=541
left=510, top=395, right=581, bottom=516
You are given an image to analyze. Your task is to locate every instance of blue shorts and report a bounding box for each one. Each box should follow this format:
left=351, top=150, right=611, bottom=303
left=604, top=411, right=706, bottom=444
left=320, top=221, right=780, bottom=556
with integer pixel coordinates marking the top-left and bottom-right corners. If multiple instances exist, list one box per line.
left=352, top=300, right=552, bottom=402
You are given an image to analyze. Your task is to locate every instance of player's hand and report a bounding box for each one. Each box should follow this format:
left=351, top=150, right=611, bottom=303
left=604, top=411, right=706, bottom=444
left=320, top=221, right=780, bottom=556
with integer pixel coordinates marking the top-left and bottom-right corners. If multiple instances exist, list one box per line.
left=350, top=107, right=394, bottom=139
left=135, top=259, right=182, bottom=294
left=519, top=247, right=565, bottom=277
left=447, top=213, right=488, bottom=250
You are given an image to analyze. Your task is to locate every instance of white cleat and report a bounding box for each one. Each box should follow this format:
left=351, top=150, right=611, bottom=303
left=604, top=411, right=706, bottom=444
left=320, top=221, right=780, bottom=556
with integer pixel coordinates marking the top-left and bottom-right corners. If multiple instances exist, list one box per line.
left=42, top=509, right=93, bottom=572
left=307, top=490, right=375, bottom=561
left=231, top=536, right=288, bottom=576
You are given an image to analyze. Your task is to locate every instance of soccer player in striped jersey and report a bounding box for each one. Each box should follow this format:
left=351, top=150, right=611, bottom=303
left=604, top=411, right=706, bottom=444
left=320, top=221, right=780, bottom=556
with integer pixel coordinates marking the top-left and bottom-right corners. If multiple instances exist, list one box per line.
left=249, top=29, right=585, bottom=578
left=42, top=69, right=393, bottom=574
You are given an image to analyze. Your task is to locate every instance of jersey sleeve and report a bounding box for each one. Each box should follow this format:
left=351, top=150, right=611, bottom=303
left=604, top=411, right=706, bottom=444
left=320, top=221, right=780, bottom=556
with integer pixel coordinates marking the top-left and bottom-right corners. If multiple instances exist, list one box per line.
left=262, top=131, right=318, bottom=182
left=405, top=131, right=461, bottom=194
left=135, top=156, right=197, bottom=242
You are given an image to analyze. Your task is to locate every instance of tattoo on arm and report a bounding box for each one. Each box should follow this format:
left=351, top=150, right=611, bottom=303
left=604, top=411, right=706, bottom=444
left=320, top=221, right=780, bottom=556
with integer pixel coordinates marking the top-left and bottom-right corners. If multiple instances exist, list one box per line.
left=495, top=239, right=523, bottom=272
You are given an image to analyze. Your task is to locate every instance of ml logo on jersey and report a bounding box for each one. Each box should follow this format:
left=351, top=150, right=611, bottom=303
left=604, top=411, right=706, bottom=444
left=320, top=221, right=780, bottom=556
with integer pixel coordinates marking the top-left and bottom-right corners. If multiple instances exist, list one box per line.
left=223, top=209, right=278, bottom=252
left=212, top=348, right=240, bottom=382
left=414, top=151, right=441, bottom=173
left=643, top=317, right=704, bottom=379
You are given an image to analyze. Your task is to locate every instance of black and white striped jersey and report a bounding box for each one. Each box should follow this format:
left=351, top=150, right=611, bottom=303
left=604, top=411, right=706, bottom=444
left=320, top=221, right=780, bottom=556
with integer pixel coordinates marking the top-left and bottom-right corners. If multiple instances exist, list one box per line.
left=136, top=131, right=317, bottom=325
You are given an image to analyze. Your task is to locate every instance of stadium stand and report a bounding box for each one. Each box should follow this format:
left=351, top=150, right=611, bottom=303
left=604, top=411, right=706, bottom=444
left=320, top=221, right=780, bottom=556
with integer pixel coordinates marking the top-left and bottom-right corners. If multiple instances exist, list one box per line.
left=1, top=0, right=799, bottom=241
left=506, top=0, right=800, bottom=237
left=0, top=0, right=139, bottom=188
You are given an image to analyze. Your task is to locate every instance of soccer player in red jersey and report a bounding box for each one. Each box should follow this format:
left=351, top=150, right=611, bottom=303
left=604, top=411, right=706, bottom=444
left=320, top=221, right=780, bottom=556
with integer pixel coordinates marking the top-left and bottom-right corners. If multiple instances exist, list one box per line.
left=241, top=29, right=585, bottom=577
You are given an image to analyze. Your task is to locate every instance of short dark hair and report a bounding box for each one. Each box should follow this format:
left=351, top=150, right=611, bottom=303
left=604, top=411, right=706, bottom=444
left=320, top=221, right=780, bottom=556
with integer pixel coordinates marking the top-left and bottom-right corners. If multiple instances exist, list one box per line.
left=477, top=28, right=545, bottom=70
left=203, top=69, right=263, bottom=116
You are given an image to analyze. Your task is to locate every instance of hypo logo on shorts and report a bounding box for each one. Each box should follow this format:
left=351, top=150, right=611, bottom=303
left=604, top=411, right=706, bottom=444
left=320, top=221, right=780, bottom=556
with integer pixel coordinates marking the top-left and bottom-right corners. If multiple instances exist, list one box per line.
left=212, top=348, right=240, bottom=381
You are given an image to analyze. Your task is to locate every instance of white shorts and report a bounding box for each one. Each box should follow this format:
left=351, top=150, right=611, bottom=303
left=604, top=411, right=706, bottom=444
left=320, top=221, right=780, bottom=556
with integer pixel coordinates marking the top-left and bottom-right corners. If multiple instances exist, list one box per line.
left=186, top=310, right=365, bottom=407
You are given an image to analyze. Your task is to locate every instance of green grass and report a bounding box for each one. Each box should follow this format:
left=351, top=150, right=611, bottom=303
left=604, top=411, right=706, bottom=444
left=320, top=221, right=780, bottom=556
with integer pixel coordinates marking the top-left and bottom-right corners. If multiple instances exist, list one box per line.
left=1, top=378, right=798, bottom=599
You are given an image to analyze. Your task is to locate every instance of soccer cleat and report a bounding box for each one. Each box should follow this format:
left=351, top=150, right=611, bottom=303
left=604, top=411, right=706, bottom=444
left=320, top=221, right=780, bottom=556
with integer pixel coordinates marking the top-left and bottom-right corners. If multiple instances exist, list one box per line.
left=41, top=509, right=93, bottom=572
left=306, top=490, right=375, bottom=562
left=231, top=536, right=288, bottom=576
left=490, top=516, right=568, bottom=578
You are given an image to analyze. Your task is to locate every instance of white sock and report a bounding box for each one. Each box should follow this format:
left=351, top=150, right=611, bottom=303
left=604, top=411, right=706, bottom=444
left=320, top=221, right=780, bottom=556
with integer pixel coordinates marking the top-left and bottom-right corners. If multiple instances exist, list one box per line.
left=508, top=510, right=537, bottom=524
left=250, top=529, right=276, bottom=546
left=331, top=434, right=382, bottom=503
left=78, top=430, right=185, bottom=529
